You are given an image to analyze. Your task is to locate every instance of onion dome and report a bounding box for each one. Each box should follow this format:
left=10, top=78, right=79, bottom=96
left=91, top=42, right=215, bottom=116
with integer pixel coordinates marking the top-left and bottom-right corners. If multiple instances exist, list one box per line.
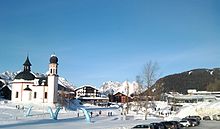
left=50, top=54, right=58, bottom=64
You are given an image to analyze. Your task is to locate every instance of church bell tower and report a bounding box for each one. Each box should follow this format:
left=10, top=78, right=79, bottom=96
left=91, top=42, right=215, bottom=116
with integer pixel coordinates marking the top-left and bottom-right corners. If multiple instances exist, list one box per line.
left=48, top=54, right=58, bottom=104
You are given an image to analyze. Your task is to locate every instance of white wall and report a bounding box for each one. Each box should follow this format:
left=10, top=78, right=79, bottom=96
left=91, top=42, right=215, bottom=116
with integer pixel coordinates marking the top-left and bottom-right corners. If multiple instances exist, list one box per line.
left=32, top=86, right=48, bottom=103
left=12, top=79, right=48, bottom=104
left=11, top=80, right=34, bottom=102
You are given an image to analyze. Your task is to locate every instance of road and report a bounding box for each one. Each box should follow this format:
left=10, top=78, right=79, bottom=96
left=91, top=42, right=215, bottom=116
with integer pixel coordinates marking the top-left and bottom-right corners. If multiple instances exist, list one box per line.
left=191, top=120, right=220, bottom=129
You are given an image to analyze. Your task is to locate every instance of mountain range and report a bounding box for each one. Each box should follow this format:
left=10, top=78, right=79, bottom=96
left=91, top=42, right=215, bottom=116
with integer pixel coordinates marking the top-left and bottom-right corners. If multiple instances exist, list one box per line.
left=1, top=68, right=220, bottom=100
left=151, top=68, right=220, bottom=97
left=99, top=81, right=139, bottom=96
left=0, top=71, right=76, bottom=92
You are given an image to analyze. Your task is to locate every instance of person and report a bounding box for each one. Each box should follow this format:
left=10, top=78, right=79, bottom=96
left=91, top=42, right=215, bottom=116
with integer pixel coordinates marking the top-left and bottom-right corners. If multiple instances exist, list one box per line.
left=17, top=105, right=20, bottom=110
left=90, top=112, right=93, bottom=117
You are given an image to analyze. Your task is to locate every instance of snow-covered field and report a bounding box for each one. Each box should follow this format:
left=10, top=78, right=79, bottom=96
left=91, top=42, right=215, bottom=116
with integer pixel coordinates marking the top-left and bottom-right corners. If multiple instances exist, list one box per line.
left=1, top=100, right=220, bottom=129
left=0, top=101, right=162, bottom=129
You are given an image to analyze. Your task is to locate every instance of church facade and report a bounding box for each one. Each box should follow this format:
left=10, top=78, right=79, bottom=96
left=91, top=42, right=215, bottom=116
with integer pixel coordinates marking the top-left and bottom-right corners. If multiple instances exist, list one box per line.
left=11, top=55, right=59, bottom=105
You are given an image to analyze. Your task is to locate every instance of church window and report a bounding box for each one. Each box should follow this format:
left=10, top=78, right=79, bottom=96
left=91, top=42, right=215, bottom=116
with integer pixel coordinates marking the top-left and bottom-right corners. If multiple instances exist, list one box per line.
left=34, top=92, right=37, bottom=98
left=50, top=69, right=52, bottom=74
left=45, top=92, right=47, bottom=99
left=16, top=92, right=19, bottom=98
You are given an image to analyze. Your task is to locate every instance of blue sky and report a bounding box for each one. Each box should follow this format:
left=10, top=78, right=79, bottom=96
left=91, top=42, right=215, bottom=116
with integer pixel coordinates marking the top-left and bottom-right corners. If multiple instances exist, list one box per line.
left=0, top=0, right=219, bottom=87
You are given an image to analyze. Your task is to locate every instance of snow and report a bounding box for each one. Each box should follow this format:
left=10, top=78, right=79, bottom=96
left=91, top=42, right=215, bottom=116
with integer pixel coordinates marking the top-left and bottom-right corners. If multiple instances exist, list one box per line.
left=210, top=70, right=214, bottom=75
left=1, top=99, right=220, bottom=129
left=188, top=71, right=192, bottom=75
left=100, top=81, right=139, bottom=96
left=58, top=77, right=75, bottom=90
left=165, top=101, right=220, bottom=120
left=0, top=101, right=161, bottom=129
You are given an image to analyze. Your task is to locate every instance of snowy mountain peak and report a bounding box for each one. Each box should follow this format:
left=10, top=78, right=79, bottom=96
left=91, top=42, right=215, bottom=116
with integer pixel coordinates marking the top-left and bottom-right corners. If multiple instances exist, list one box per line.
left=58, top=77, right=75, bottom=90
left=100, top=81, right=140, bottom=96
left=0, top=71, right=75, bottom=90
left=0, top=71, right=17, bottom=80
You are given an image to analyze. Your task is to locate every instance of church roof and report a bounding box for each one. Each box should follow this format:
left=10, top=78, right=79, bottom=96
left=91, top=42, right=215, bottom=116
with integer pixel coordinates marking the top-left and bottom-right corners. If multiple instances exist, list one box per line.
left=14, top=71, right=36, bottom=80
left=14, top=56, right=35, bottom=80
left=36, top=76, right=48, bottom=86
left=23, top=56, right=32, bottom=66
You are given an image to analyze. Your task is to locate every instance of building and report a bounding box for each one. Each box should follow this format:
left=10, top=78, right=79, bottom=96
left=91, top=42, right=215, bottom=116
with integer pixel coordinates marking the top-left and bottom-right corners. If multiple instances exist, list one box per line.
left=164, top=90, right=218, bottom=106
left=188, top=89, right=220, bottom=100
left=75, top=85, right=108, bottom=104
left=11, top=55, right=59, bottom=106
left=0, top=84, right=11, bottom=100
left=113, top=92, right=131, bottom=103
left=75, top=85, right=100, bottom=98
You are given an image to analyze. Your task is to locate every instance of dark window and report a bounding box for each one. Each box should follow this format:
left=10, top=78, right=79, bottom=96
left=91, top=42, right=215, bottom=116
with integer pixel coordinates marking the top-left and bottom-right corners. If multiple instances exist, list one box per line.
left=34, top=92, right=37, bottom=98
left=44, top=92, right=47, bottom=99
left=87, top=87, right=94, bottom=93
left=16, top=92, right=19, bottom=98
left=50, top=69, right=52, bottom=74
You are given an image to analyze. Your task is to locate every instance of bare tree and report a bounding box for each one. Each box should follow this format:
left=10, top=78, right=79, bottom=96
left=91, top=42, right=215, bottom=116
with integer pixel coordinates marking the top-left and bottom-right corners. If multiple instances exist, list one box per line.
left=143, top=61, right=159, bottom=119
left=134, top=61, right=159, bottom=119
left=136, top=75, right=144, bottom=93
left=133, top=75, right=144, bottom=114
left=143, top=61, right=159, bottom=88
left=126, top=81, right=129, bottom=114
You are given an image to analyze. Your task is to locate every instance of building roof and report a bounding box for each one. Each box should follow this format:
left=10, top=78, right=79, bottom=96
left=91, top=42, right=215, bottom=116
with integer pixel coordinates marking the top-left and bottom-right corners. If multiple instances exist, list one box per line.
left=114, top=92, right=127, bottom=96
left=35, top=76, right=48, bottom=86
left=78, top=96, right=109, bottom=100
left=76, top=85, right=99, bottom=91
left=171, top=94, right=216, bottom=100
left=14, top=56, right=36, bottom=81
left=14, top=71, right=36, bottom=80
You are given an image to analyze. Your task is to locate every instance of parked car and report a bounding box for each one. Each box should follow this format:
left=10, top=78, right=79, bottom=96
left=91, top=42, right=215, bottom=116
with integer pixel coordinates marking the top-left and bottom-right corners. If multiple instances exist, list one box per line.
left=132, top=124, right=154, bottom=129
left=160, top=121, right=177, bottom=129
left=216, top=115, right=220, bottom=121
left=185, top=115, right=201, bottom=121
left=187, top=118, right=199, bottom=127
left=203, top=116, right=211, bottom=120
left=212, top=114, right=220, bottom=121
left=179, top=120, right=190, bottom=127
left=182, top=117, right=200, bottom=126
left=193, top=116, right=201, bottom=121
left=150, top=122, right=166, bottom=129
left=169, top=121, right=182, bottom=129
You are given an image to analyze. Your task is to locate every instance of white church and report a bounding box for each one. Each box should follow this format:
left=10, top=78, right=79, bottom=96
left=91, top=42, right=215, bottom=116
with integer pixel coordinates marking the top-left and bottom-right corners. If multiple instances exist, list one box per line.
left=11, top=54, right=59, bottom=106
